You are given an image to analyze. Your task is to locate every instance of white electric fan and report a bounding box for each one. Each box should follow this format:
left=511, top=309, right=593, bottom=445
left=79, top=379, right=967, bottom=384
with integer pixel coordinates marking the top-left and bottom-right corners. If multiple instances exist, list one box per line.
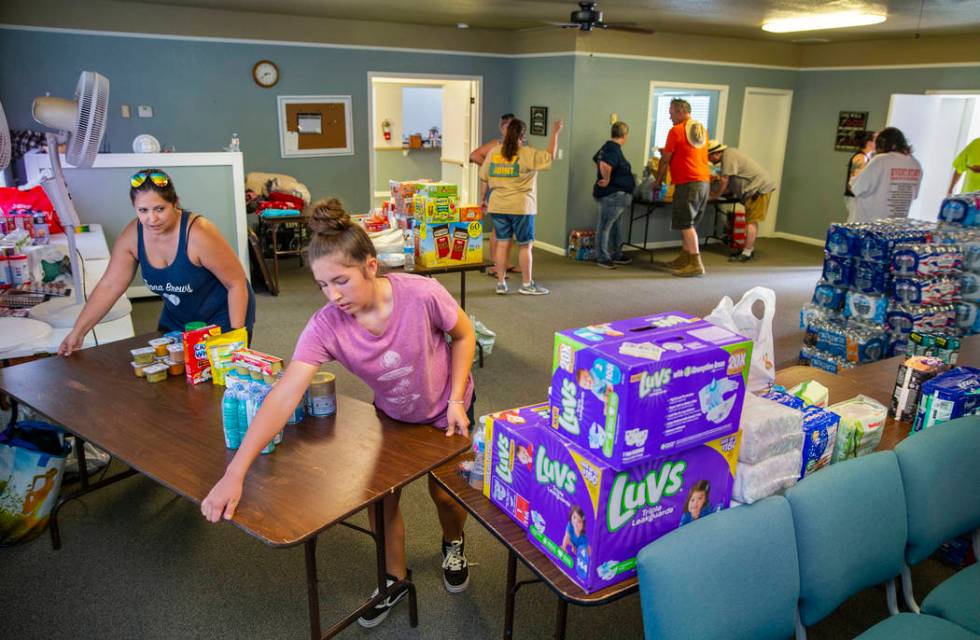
left=27, top=71, right=128, bottom=327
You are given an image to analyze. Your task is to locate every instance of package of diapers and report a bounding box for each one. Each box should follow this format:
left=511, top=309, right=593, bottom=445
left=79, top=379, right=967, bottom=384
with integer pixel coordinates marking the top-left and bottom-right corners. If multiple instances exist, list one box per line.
left=482, top=403, right=550, bottom=530
left=828, top=395, right=888, bottom=462
left=524, top=426, right=740, bottom=593
left=912, top=366, right=980, bottom=433
left=551, top=317, right=751, bottom=468
left=733, top=448, right=803, bottom=504
left=767, top=392, right=840, bottom=478
left=738, top=393, right=804, bottom=464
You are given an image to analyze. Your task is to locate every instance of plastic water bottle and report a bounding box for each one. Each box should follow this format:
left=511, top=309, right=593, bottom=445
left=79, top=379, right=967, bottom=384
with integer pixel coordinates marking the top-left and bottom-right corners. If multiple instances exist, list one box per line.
left=468, top=420, right=486, bottom=490
left=229, top=133, right=241, bottom=152
left=403, top=217, right=415, bottom=271
left=221, top=379, right=242, bottom=449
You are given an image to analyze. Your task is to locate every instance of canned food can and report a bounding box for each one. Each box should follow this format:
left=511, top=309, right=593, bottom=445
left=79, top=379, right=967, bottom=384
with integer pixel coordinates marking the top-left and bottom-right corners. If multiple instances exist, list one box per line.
left=307, top=372, right=337, bottom=417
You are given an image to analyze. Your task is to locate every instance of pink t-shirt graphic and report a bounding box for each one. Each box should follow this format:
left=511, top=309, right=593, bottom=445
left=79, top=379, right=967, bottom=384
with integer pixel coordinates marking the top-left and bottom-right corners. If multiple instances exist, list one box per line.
left=292, top=273, right=474, bottom=428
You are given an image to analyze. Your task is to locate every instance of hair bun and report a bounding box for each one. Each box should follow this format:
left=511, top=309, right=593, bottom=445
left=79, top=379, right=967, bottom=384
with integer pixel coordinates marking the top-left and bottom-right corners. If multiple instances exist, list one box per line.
left=308, top=198, right=351, bottom=236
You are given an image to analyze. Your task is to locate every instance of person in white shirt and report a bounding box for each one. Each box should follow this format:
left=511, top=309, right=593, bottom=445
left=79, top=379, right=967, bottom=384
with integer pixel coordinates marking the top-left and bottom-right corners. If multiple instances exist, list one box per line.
left=850, top=127, right=923, bottom=222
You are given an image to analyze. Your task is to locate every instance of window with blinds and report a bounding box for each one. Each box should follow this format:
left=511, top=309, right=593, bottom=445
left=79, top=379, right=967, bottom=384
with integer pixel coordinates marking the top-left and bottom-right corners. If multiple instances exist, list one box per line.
left=648, top=87, right=721, bottom=157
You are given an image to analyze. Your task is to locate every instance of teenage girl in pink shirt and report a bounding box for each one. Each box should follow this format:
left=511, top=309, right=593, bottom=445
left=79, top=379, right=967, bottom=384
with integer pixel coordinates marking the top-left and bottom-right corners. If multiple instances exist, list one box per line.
left=201, top=198, right=476, bottom=628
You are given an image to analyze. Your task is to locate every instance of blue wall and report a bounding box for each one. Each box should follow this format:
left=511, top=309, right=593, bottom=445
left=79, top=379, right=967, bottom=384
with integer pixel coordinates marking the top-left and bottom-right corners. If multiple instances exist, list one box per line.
left=0, top=28, right=512, bottom=214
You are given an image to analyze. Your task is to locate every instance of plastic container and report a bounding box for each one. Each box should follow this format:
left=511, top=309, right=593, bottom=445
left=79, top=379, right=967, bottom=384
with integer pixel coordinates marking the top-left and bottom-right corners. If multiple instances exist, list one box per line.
left=144, top=363, right=169, bottom=383
left=0, top=256, right=10, bottom=287
left=166, top=343, right=185, bottom=363
left=164, top=358, right=185, bottom=376
left=229, top=133, right=240, bottom=153
left=131, top=347, right=156, bottom=365
left=403, top=218, right=415, bottom=272
left=9, top=255, right=29, bottom=285
left=149, top=337, right=172, bottom=357
left=307, top=372, right=337, bottom=417
left=222, top=381, right=242, bottom=449
left=468, top=420, right=486, bottom=490
left=131, top=362, right=146, bottom=377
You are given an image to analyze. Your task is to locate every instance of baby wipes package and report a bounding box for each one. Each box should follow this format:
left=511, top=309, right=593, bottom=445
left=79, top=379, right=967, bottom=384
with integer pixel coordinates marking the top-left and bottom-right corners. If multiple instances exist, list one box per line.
left=482, top=403, right=549, bottom=530
left=550, top=319, right=751, bottom=468
left=787, top=380, right=830, bottom=408
left=738, top=393, right=804, bottom=464
left=524, top=426, right=740, bottom=593
left=828, top=395, right=888, bottom=462
left=912, top=366, right=980, bottom=433
left=733, top=449, right=802, bottom=504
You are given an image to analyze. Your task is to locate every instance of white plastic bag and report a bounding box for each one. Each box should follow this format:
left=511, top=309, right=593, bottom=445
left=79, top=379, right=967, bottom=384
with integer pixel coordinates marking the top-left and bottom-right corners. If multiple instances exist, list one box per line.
left=705, top=286, right=776, bottom=391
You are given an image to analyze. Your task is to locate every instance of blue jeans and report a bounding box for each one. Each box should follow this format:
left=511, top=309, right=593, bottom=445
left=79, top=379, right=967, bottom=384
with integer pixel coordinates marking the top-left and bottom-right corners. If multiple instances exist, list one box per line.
left=596, top=191, right=631, bottom=263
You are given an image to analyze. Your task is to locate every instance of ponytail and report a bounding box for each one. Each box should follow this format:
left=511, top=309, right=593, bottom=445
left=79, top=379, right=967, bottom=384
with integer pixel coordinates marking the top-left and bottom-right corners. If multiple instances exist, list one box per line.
left=501, top=118, right=526, bottom=161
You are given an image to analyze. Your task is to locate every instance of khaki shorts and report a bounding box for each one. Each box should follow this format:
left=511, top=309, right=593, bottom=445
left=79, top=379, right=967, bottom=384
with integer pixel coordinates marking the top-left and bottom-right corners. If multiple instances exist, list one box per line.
left=744, top=191, right=772, bottom=223
left=671, top=181, right=710, bottom=230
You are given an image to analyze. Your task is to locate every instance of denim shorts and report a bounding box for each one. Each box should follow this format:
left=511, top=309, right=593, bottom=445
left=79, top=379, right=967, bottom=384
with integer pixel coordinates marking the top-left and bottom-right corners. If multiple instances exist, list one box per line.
left=491, top=213, right=535, bottom=244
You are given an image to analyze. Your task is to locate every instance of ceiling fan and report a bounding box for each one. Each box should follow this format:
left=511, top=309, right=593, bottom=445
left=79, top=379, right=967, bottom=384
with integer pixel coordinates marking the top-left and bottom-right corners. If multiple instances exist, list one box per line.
left=544, top=1, right=655, bottom=34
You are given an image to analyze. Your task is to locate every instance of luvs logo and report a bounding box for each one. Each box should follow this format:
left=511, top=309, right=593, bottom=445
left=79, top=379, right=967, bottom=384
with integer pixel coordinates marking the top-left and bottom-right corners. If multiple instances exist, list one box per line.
left=535, top=446, right=577, bottom=494
left=607, top=461, right=686, bottom=531
left=638, top=368, right=672, bottom=398
left=496, top=433, right=513, bottom=484
left=557, top=378, right=580, bottom=435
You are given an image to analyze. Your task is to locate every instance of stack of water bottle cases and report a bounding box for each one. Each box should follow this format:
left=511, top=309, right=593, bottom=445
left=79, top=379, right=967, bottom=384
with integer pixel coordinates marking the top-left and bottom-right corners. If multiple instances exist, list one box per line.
left=801, top=192, right=980, bottom=373
left=473, top=312, right=751, bottom=593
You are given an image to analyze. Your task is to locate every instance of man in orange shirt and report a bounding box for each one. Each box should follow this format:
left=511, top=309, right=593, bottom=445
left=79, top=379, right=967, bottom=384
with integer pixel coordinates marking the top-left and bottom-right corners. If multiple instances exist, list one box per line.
left=653, top=98, right=710, bottom=277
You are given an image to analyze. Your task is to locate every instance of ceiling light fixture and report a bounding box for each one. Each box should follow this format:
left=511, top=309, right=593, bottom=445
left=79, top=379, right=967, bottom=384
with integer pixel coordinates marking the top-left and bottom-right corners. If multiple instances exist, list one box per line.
left=762, top=12, right=886, bottom=33
left=457, top=22, right=469, bottom=29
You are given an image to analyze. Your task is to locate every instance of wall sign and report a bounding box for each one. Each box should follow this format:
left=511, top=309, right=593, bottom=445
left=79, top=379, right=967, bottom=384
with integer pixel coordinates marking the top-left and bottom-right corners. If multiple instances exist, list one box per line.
left=529, top=106, right=548, bottom=136
left=835, top=111, right=869, bottom=151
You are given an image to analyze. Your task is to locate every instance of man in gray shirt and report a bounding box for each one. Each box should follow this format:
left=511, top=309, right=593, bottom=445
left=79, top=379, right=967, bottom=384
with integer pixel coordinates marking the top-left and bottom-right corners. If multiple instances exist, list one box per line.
left=708, top=141, right=775, bottom=262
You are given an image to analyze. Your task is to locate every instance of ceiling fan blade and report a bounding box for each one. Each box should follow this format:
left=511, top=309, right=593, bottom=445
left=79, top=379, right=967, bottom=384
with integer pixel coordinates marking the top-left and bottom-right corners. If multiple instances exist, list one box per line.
left=601, top=23, right=656, bottom=35
left=542, top=21, right=582, bottom=28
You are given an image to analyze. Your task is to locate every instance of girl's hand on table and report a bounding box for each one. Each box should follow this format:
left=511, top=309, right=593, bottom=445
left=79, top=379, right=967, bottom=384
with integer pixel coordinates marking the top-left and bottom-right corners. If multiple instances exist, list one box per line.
left=445, top=402, right=471, bottom=439
left=201, top=472, right=243, bottom=523
left=58, top=330, right=85, bottom=356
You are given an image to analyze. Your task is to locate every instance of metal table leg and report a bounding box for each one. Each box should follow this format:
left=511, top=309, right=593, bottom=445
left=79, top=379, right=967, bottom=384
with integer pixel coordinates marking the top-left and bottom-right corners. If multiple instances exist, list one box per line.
left=503, top=550, right=517, bottom=639
left=271, top=222, right=281, bottom=294
left=306, top=537, right=322, bottom=640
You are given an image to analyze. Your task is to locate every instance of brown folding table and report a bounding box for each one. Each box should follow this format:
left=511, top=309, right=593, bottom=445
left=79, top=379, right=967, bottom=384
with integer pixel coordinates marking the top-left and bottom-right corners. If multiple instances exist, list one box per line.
left=0, top=334, right=469, bottom=639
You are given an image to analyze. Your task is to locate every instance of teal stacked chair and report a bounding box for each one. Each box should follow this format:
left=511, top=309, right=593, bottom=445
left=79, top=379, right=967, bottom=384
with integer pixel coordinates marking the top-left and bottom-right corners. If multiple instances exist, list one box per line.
left=895, top=415, right=980, bottom=633
left=636, top=496, right=800, bottom=640
left=785, top=450, right=977, bottom=639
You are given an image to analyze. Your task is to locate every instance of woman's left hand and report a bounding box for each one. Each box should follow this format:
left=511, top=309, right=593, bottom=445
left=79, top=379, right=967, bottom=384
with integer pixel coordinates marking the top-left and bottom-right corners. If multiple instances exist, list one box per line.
left=445, top=402, right=471, bottom=438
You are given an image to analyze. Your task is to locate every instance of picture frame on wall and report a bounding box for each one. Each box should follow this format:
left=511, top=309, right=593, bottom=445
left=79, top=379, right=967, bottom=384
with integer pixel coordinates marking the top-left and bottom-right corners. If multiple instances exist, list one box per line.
left=277, top=95, right=354, bottom=158
left=529, top=106, right=548, bottom=136
left=835, top=111, right=869, bottom=151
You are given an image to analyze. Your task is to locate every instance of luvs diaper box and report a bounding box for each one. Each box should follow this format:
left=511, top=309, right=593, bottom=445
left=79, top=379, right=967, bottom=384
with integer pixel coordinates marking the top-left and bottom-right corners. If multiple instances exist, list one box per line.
left=550, top=315, right=751, bottom=468
left=525, top=425, right=741, bottom=593
left=414, top=220, right=484, bottom=268
left=481, top=403, right=550, bottom=530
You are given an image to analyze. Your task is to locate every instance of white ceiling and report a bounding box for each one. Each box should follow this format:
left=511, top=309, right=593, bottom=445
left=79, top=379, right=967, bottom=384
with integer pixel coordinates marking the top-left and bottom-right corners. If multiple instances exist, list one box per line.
left=119, top=0, right=980, bottom=41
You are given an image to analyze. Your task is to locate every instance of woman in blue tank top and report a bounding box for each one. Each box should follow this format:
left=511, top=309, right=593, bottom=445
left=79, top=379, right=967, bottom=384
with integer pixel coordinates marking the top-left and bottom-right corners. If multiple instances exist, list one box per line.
left=59, top=169, right=255, bottom=355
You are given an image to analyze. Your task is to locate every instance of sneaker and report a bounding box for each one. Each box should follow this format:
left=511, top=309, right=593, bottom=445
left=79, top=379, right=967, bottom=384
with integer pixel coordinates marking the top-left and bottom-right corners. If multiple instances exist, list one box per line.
left=441, top=536, right=470, bottom=593
left=597, top=260, right=616, bottom=269
left=729, top=252, right=754, bottom=262
left=496, top=282, right=509, bottom=295
left=612, top=255, right=633, bottom=265
left=357, top=571, right=410, bottom=628
left=518, top=281, right=550, bottom=295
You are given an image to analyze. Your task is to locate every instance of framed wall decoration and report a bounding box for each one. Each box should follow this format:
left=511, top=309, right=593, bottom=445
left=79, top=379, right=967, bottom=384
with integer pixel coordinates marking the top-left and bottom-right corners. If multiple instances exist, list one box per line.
left=277, top=95, right=354, bottom=158
left=529, top=106, right=548, bottom=136
left=835, top=111, right=869, bottom=151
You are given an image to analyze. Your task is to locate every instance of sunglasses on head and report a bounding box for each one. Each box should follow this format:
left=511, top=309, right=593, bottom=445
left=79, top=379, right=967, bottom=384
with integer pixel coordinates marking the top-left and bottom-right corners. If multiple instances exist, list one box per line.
left=130, top=171, right=170, bottom=188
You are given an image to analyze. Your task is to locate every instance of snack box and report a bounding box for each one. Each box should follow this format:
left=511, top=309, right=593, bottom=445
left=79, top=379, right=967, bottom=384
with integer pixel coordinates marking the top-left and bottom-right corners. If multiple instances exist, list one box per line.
left=415, top=182, right=459, bottom=201
left=182, top=325, right=221, bottom=384
left=525, top=425, right=740, bottom=593
left=481, top=403, right=549, bottom=530
left=550, top=320, right=751, bottom=468
left=458, top=205, right=483, bottom=222
left=413, top=195, right=458, bottom=224
left=414, top=221, right=483, bottom=268
left=231, top=348, right=284, bottom=377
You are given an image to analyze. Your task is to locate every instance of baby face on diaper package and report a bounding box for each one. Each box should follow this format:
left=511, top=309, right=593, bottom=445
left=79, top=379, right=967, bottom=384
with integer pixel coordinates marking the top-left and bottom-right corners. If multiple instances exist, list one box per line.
left=550, top=318, right=751, bottom=469
left=524, top=426, right=740, bottom=593
left=481, top=403, right=550, bottom=530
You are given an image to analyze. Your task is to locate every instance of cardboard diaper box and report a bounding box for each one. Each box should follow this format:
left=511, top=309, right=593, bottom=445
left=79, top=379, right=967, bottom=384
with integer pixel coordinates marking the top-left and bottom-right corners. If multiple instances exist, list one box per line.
left=549, top=313, right=751, bottom=468
left=481, top=403, right=550, bottom=530
left=414, top=220, right=483, bottom=268
left=525, top=425, right=740, bottom=593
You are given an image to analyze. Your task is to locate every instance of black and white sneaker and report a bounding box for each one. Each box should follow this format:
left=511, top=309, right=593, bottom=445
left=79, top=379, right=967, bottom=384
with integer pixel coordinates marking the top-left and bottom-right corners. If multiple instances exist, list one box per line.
left=441, top=536, right=470, bottom=593
left=357, top=571, right=410, bottom=629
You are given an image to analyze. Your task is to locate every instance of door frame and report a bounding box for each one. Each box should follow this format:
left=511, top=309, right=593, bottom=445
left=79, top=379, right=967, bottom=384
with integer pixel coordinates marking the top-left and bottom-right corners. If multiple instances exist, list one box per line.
left=367, top=71, right=482, bottom=208
left=738, top=86, right=794, bottom=237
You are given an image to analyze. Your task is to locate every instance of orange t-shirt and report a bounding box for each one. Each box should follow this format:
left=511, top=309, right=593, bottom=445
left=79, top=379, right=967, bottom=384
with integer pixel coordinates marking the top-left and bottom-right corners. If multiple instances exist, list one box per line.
left=663, top=119, right=710, bottom=184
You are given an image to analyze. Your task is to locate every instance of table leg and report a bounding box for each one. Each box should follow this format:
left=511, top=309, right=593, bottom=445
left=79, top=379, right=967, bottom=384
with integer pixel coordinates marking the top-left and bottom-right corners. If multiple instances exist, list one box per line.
left=75, top=435, right=90, bottom=491
left=305, top=537, right=322, bottom=640
left=503, top=550, right=517, bottom=639
left=643, top=206, right=652, bottom=262
left=554, top=598, right=569, bottom=640
left=271, top=223, right=281, bottom=294
left=460, top=271, right=466, bottom=311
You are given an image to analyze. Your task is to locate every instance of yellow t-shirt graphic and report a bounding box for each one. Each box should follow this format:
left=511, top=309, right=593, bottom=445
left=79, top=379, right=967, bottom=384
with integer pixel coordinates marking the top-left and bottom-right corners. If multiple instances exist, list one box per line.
left=480, top=144, right=553, bottom=215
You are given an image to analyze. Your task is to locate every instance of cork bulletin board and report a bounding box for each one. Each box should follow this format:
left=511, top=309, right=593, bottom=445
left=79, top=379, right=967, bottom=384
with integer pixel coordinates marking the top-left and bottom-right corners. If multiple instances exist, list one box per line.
left=277, top=95, right=354, bottom=157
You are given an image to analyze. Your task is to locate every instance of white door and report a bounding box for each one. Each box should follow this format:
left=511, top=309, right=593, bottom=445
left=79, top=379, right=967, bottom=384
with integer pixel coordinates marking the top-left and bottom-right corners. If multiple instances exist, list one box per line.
left=887, top=94, right=971, bottom=220
left=441, top=81, right=473, bottom=202
left=737, top=87, right=793, bottom=237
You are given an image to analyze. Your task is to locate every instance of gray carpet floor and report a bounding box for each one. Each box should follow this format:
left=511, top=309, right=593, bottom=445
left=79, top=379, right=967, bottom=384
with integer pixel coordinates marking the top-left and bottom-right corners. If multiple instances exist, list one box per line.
left=3, top=239, right=956, bottom=639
